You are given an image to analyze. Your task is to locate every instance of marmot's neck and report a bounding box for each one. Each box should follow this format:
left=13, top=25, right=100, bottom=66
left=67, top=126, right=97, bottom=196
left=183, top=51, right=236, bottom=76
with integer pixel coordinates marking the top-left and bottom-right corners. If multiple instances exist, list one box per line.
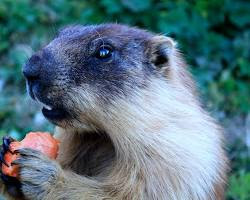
left=96, top=78, right=201, bottom=156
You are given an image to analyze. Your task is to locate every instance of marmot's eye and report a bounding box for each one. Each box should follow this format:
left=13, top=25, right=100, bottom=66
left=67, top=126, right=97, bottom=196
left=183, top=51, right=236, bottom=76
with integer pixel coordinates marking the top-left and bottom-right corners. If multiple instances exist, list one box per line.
left=96, top=46, right=112, bottom=59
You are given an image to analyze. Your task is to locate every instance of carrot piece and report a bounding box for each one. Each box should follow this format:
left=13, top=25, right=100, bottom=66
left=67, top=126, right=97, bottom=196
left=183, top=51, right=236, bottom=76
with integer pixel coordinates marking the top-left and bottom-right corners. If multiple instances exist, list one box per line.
left=2, top=132, right=59, bottom=178
left=2, top=143, right=20, bottom=177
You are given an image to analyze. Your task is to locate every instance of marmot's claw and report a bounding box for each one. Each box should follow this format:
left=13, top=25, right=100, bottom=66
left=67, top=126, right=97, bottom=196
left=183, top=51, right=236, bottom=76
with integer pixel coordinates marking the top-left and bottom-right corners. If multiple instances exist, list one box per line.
left=0, top=153, right=8, bottom=167
left=2, top=136, right=14, bottom=152
left=0, top=136, right=14, bottom=167
left=0, top=136, right=23, bottom=198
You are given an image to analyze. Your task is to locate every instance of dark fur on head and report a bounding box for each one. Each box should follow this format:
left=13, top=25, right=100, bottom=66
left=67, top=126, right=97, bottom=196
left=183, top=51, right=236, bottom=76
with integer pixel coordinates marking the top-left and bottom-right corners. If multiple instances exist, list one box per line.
left=23, top=24, right=174, bottom=129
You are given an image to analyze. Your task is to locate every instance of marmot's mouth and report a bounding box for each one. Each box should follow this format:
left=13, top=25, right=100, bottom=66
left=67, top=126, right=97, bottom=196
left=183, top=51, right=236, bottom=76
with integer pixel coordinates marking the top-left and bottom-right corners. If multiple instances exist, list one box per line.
left=33, top=96, right=69, bottom=121
left=42, top=107, right=68, bottom=121
left=28, top=85, right=71, bottom=122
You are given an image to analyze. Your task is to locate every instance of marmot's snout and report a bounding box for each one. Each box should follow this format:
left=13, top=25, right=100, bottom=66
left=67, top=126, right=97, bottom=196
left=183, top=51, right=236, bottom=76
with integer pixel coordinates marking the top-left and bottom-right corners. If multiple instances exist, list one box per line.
left=23, top=50, right=50, bottom=100
left=23, top=49, right=70, bottom=122
left=23, top=54, right=41, bottom=83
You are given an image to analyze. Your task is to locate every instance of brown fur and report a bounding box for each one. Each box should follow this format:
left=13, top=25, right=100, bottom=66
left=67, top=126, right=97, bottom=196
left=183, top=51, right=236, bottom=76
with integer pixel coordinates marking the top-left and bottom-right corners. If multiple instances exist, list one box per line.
left=1, top=24, right=228, bottom=200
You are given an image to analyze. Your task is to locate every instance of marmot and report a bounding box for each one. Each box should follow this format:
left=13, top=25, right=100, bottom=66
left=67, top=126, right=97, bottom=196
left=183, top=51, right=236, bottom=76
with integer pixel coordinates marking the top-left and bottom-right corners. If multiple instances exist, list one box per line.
left=1, top=24, right=228, bottom=200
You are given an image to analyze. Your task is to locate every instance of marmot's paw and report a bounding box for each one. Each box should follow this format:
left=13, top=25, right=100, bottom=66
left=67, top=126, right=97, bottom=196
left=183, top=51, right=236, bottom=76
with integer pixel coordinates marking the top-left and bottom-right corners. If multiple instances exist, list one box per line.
left=12, top=148, right=61, bottom=200
left=0, top=136, right=23, bottom=198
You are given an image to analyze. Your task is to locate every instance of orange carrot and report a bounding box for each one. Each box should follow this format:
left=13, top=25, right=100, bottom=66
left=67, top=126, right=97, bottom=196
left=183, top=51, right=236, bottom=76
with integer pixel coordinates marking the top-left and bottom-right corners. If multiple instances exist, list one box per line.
left=2, top=132, right=59, bottom=178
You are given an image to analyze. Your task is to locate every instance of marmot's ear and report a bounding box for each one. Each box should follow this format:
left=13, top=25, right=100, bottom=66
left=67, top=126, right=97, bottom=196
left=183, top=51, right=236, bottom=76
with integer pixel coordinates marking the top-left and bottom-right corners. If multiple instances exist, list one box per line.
left=146, top=35, right=176, bottom=69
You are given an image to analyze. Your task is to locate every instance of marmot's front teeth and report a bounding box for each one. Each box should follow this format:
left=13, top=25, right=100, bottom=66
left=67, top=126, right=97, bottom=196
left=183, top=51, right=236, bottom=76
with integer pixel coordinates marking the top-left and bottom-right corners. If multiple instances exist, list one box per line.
left=39, top=101, right=53, bottom=110
left=43, top=104, right=53, bottom=111
left=35, top=97, right=53, bottom=110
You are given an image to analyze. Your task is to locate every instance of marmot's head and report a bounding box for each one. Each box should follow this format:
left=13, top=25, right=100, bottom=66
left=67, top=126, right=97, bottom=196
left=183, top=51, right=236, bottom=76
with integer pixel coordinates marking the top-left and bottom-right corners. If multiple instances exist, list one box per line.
left=23, top=24, right=178, bottom=130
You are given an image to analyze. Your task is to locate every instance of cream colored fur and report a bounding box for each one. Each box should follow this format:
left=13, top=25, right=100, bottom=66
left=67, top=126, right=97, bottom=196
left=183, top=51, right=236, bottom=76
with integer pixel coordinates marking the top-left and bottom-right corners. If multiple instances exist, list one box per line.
left=50, top=46, right=227, bottom=200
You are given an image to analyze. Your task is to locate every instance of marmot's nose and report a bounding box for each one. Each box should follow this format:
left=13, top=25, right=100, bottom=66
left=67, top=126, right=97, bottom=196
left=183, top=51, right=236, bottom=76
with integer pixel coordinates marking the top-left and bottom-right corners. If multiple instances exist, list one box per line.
left=23, top=53, right=41, bottom=82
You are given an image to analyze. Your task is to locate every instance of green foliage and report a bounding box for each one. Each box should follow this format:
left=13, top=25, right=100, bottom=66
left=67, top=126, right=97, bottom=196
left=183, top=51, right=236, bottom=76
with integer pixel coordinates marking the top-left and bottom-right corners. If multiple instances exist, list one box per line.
left=0, top=0, right=249, bottom=199
left=227, top=172, right=250, bottom=200
left=227, top=138, right=250, bottom=199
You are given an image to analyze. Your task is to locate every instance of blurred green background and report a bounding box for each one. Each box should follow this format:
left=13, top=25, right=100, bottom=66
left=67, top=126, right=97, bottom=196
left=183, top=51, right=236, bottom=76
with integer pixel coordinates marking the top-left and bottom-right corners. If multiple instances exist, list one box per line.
left=0, top=0, right=249, bottom=199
